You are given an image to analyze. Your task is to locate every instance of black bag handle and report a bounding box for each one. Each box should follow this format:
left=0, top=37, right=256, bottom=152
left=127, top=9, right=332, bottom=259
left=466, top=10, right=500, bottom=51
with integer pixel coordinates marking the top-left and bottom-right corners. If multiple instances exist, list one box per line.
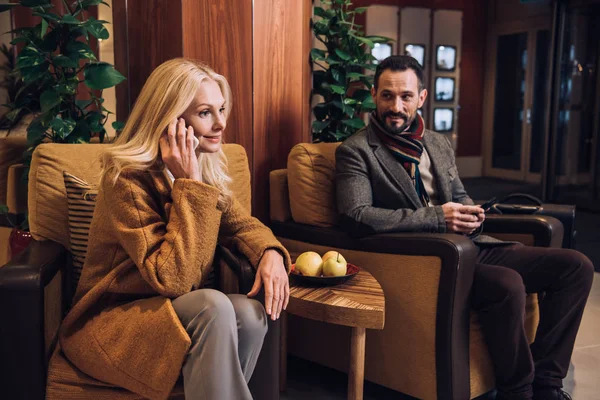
left=499, top=193, right=543, bottom=206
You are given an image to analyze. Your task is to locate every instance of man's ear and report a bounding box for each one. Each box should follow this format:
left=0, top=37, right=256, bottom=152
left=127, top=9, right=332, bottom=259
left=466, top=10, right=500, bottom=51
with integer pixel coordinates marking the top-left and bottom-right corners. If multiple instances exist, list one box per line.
left=418, top=88, right=428, bottom=109
left=371, top=85, right=376, bottom=99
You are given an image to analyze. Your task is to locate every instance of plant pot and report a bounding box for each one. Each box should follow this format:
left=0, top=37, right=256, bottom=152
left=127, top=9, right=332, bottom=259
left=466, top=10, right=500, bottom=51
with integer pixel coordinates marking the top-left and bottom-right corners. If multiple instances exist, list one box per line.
left=8, top=227, right=32, bottom=259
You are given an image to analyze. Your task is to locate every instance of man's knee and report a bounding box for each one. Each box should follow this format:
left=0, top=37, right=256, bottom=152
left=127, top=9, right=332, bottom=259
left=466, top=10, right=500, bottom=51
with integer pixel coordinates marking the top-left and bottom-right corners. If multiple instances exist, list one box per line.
left=229, top=295, right=268, bottom=338
left=496, top=269, right=527, bottom=310
left=563, top=249, right=594, bottom=288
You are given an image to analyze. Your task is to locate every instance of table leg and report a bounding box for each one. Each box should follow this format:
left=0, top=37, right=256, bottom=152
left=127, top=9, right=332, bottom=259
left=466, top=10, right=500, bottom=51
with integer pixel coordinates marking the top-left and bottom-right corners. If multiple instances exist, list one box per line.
left=347, top=327, right=366, bottom=400
left=279, top=311, right=288, bottom=392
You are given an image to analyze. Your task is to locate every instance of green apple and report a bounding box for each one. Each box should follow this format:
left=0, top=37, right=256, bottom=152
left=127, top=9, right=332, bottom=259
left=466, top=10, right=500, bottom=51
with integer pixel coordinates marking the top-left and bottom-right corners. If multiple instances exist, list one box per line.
left=322, top=251, right=347, bottom=265
left=295, top=251, right=323, bottom=277
left=322, top=255, right=347, bottom=277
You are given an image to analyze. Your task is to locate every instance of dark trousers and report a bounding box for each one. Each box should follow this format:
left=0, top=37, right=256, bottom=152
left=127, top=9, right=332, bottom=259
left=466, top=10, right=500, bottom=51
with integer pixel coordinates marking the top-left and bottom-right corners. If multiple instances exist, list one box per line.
left=473, top=244, right=594, bottom=400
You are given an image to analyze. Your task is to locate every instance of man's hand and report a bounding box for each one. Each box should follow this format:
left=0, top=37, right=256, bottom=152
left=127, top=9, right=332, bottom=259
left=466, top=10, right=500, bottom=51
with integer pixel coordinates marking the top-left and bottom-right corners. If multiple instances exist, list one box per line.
left=441, top=202, right=484, bottom=234
left=247, top=249, right=289, bottom=321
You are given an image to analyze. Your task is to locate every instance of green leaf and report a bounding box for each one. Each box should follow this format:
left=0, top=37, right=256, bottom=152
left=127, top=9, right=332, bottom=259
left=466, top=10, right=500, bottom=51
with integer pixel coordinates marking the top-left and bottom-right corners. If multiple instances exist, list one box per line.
left=66, top=41, right=96, bottom=61
left=310, top=48, right=326, bottom=62
left=0, top=4, right=19, bottom=13
left=364, top=35, right=393, bottom=43
left=329, top=84, right=345, bottom=95
left=0, top=203, right=8, bottom=214
left=353, top=89, right=371, bottom=102
left=50, top=116, right=76, bottom=139
left=40, top=89, right=61, bottom=112
left=52, top=54, right=78, bottom=68
left=84, top=62, right=126, bottom=90
left=86, top=21, right=109, bottom=40
left=334, top=48, right=352, bottom=61
left=54, top=81, right=78, bottom=95
left=347, top=72, right=366, bottom=81
left=16, top=46, right=45, bottom=69
left=85, top=111, right=103, bottom=132
left=343, top=98, right=357, bottom=105
left=354, top=7, right=368, bottom=14
left=312, top=119, right=331, bottom=134
left=361, top=97, right=376, bottom=110
left=61, top=15, right=82, bottom=25
left=27, top=117, right=46, bottom=143
left=40, top=18, right=48, bottom=38
left=351, top=35, right=374, bottom=48
left=331, top=68, right=346, bottom=84
left=10, top=37, right=29, bottom=45
left=19, top=62, right=49, bottom=83
left=112, top=120, right=125, bottom=132
left=313, top=103, right=330, bottom=120
left=342, top=118, right=365, bottom=129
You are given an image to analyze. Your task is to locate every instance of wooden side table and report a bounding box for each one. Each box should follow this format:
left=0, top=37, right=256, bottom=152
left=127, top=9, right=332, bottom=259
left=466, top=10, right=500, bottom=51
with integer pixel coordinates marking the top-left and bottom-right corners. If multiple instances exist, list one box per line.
left=281, top=269, right=385, bottom=400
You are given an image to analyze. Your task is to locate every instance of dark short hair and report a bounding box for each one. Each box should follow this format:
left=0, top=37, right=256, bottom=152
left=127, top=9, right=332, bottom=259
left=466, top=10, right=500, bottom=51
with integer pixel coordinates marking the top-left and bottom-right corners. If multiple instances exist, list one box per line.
left=373, top=55, right=426, bottom=92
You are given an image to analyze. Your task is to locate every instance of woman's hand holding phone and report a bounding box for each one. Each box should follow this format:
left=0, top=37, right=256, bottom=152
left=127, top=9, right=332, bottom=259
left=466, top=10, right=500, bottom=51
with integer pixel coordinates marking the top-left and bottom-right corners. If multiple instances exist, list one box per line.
left=160, top=118, right=201, bottom=181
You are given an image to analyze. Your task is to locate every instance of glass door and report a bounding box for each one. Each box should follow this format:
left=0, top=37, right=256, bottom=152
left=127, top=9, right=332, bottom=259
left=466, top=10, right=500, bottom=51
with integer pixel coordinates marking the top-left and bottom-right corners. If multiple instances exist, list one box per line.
left=549, top=3, right=600, bottom=210
left=483, top=23, right=552, bottom=182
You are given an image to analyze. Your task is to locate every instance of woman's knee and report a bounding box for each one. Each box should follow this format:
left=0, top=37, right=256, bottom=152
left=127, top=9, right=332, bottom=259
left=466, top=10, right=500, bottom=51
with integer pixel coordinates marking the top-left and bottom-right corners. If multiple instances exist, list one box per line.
left=173, top=289, right=236, bottom=328
left=228, top=295, right=268, bottom=338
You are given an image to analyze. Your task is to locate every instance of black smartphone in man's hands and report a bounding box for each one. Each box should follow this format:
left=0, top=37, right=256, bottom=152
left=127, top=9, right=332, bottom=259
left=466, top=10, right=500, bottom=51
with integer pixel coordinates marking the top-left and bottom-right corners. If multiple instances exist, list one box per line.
left=480, top=197, right=498, bottom=213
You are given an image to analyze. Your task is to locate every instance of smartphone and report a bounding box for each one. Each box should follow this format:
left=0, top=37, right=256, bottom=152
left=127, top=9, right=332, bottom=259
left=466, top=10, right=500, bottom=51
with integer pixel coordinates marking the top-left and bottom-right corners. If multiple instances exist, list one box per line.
left=480, top=197, right=498, bottom=213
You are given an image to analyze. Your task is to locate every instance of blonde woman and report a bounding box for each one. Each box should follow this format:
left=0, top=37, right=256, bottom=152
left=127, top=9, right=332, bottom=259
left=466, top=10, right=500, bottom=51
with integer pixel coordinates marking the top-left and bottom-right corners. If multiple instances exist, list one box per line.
left=46, top=59, right=291, bottom=400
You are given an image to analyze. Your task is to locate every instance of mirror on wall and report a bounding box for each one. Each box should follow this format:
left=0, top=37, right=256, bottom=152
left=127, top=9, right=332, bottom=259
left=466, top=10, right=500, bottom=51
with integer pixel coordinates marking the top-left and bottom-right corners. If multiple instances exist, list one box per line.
left=436, top=45, right=457, bottom=71
left=404, top=43, right=425, bottom=67
left=434, top=77, right=455, bottom=102
left=434, top=108, right=454, bottom=132
left=372, top=43, right=392, bottom=63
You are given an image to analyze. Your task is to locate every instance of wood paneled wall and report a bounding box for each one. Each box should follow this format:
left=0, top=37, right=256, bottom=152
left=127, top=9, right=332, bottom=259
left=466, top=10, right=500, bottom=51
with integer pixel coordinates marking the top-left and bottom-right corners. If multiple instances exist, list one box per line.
left=112, top=0, right=312, bottom=221
left=252, top=0, right=312, bottom=220
left=181, top=0, right=254, bottom=166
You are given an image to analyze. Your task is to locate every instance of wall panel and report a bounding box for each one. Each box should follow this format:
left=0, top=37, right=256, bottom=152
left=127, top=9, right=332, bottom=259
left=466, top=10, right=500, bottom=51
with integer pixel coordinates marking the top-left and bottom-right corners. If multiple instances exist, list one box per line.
left=182, top=0, right=254, bottom=164
left=253, top=0, right=312, bottom=220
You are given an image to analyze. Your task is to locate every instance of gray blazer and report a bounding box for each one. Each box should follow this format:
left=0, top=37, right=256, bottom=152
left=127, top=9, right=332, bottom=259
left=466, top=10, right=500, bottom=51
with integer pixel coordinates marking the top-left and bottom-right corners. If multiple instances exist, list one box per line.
left=335, top=124, right=502, bottom=245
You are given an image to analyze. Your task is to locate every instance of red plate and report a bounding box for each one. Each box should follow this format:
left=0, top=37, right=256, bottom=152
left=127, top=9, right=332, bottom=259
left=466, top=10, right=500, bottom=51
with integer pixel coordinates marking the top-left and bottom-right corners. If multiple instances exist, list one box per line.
left=289, top=263, right=360, bottom=286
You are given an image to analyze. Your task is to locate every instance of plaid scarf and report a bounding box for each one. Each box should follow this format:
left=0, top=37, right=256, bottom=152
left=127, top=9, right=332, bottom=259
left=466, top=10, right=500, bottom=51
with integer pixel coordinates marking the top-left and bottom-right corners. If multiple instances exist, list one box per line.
left=370, top=112, right=430, bottom=207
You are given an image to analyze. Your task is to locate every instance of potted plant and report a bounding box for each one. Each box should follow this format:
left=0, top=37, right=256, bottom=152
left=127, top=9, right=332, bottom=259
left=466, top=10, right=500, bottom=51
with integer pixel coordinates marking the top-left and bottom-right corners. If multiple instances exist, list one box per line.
left=0, top=0, right=125, bottom=256
left=1, top=0, right=125, bottom=158
left=311, top=0, right=392, bottom=143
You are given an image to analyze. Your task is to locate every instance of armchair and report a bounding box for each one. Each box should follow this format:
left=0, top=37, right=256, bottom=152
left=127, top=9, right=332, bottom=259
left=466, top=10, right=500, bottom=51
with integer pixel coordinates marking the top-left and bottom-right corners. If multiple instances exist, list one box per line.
left=0, top=143, right=280, bottom=400
left=269, top=142, right=564, bottom=400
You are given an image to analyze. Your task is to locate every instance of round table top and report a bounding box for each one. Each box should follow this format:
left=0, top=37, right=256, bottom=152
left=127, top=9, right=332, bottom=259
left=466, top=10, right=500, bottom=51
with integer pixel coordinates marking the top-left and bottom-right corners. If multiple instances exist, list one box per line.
left=287, top=268, right=385, bottom=330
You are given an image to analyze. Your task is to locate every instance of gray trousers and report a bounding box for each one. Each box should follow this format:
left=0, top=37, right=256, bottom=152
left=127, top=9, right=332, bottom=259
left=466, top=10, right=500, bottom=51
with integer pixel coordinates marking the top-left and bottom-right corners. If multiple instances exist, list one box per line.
left=171, top=289, right=268, bottom=400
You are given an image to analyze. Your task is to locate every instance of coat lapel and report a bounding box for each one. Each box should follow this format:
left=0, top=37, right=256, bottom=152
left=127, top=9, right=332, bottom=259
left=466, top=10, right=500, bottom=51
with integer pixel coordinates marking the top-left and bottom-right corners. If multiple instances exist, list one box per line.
left=423, top=132, right=452, bottom=204
left=367, top=127, right=423, bottom=209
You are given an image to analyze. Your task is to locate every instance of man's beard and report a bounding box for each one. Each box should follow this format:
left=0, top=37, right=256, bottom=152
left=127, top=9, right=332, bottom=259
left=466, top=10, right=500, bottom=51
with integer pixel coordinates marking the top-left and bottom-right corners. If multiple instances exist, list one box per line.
left=379, top=110, right=415, bottom=134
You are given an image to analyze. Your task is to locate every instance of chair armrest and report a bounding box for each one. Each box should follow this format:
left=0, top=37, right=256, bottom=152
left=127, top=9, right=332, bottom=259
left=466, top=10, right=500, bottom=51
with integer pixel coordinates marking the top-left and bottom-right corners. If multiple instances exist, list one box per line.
left=271, top=220, right=476, bottom=399
left=0, top=239, right=67, bottom=400
left=215, top=244, right=255, bottom=294
left=484, top=214, right=564, bottom=248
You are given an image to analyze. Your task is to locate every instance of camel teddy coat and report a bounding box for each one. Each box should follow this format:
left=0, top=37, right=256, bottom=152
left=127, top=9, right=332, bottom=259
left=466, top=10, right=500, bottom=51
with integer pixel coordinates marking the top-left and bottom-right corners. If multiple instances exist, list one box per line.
left=46, top=169, right=291, bottom=399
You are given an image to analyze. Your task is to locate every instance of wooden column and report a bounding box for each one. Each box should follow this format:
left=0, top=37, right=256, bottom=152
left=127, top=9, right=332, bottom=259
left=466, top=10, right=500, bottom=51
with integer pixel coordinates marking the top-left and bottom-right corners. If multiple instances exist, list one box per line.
left=112, top=0, right=312, bottom=221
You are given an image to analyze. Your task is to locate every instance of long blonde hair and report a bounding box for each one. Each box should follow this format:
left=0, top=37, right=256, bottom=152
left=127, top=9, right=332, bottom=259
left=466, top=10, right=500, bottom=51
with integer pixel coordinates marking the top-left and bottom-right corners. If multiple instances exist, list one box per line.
left=100, top=58, right=233, bottom=208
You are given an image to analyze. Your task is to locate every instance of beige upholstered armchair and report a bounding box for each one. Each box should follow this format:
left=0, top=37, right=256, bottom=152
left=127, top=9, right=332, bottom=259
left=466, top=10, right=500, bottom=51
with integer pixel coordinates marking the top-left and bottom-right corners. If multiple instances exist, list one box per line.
left=269, top=142, right=564, bottom=400
left=0, top=143, right=281, bottom=400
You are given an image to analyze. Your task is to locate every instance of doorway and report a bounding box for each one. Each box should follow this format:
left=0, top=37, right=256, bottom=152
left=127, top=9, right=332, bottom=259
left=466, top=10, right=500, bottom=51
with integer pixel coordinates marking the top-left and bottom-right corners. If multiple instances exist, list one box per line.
left=482, top=20, right=552, bottom=183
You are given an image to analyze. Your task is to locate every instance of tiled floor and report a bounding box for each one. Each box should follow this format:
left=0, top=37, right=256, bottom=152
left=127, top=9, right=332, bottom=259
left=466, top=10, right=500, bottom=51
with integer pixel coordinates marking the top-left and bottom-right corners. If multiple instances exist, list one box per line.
left=282, top=273, right=600, bottom=399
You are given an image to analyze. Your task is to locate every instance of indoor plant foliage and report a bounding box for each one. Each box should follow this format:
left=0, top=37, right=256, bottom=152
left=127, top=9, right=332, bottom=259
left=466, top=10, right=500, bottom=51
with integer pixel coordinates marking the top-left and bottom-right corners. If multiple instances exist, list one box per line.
left=311, top=0, right=391, bottom=143
left=0, top=0, right=125, bottom=156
